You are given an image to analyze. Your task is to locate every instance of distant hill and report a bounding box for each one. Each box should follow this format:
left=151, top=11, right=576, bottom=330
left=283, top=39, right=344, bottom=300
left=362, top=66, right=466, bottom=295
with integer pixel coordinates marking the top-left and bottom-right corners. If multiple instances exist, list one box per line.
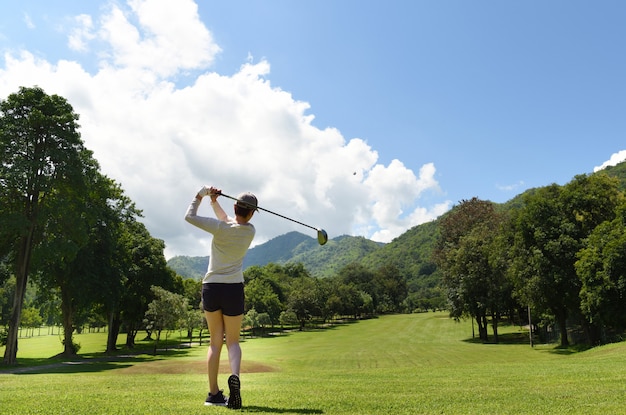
left=166, top=255, right=207, bottom=281
left=288, top=234, right=384, bottom=277
left=602, top=160, right=626, bottom=191
left=243, top=231, right=315, bottom=268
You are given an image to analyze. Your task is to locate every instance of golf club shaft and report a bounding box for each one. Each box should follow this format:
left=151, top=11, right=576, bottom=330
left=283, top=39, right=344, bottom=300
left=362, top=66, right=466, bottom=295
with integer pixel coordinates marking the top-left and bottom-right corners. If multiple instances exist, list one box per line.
left=218, top=192, right=320, bottom=231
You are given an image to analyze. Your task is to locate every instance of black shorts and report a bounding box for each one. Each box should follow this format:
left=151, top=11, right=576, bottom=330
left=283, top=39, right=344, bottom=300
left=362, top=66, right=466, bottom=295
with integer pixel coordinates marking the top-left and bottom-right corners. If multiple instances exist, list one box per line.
left=201, top=283, right=245, bottom=316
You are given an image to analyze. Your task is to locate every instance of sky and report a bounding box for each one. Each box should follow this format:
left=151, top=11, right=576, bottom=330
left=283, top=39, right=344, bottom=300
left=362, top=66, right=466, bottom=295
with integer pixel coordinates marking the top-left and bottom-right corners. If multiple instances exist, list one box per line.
left=1, top=1, right=625, bottom=259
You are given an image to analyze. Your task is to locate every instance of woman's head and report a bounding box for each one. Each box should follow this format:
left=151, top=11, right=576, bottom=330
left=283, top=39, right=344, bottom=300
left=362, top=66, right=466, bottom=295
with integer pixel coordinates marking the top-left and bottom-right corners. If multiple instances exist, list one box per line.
left=234, top=192, right=258, bottom=218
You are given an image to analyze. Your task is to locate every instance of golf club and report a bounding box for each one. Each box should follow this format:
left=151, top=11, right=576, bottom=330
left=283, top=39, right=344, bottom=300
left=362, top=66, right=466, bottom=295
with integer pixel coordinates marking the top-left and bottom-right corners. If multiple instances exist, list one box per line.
left=217, top=191, right=328, bottom=245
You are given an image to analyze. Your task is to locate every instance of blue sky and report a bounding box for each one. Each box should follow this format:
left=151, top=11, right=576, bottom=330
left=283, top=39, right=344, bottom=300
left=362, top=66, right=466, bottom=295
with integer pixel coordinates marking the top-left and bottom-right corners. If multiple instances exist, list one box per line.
left=1, top=1, right=625, bottom=258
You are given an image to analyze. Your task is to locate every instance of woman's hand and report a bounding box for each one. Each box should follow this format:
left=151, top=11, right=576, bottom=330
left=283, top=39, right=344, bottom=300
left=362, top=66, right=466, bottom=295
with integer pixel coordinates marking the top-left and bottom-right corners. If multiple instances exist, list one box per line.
left=208, top=186, right=221, bottom=203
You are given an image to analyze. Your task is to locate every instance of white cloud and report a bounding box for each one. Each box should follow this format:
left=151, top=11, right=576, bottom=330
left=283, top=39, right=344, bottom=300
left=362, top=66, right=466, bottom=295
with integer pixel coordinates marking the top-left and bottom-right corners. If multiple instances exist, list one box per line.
left=594, top=150, right=626, bottom=172
left=97, top=0, right=220, bottom=77
left=0, top=0, right=451, bottom=257
left=363, top=161, right=451, bottom=242
left=68, top=14, right=96, bottom=52
left=496, top=180, right=525, bottom=192
left=23, top=13, right=36, bottom=30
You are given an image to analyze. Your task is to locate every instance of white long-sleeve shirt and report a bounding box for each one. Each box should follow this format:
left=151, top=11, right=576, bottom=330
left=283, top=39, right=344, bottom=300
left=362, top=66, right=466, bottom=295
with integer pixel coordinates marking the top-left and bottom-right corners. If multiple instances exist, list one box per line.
left=184, top=197, right=255, bottom=284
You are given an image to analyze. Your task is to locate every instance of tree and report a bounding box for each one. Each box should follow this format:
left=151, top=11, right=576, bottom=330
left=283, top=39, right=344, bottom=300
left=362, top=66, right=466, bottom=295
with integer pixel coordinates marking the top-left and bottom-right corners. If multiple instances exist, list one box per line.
left=287, top=277, right=321, bottom=331
left=242, top=308, right=270, bottom=335
left=325, top=282, right=363, bottom=319
left=0, top=275, right=15, bottom=328
left=1, top=86, right=95, bottom=365
left=245, top=278, right=283, bottom=325
left=180, top=277, right=202, bottom=309
left=279, top=310, right=298, bottom=327
left=182, top=307, right=205, bottom=342
left=96, top=193, right=145, bottom=353
left=144, top=286, right=188, bottom=354
left=510, top=174, right=622, bottom=346
left=434, top=198, right=509, bottom=342
left=34, top=173, right=131, bottom=356
left=373, top=264, right=408, bottom=314
left=576, top=202, right=626, bottom=340
left=337, top=263, right=377, bottom=309
left=117, top=221, right=177, bottom=350
left=19, top=307, right=42, bottom=337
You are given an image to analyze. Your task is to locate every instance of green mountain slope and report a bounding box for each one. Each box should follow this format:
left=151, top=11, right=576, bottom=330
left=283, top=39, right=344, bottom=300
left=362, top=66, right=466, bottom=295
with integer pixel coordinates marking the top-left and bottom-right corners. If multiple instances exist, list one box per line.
left=166, top=255, right=207, bottom=281
left=601, top=160, right=626, bottom=191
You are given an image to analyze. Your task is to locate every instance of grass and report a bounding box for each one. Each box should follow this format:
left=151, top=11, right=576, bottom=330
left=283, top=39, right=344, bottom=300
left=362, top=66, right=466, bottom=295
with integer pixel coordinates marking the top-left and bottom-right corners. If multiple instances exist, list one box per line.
left=2, top=312, right=626, bottom=414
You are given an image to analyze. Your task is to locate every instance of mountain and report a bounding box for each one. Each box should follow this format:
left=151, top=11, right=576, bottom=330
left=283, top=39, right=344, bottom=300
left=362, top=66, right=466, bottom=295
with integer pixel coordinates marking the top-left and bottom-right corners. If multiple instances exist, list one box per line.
left=287, top=234, right=384, bottom=277
left=243, top=231, right=315, bottom=268
left=360, top=219, right=439, bottom=276
left=166, top=255, right=207, bottom=281
left=602, top=160, right=626, bottom=191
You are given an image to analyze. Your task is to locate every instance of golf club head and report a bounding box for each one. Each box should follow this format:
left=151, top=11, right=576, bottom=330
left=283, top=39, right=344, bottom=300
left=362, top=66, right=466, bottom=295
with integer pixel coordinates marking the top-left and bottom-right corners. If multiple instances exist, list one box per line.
left=317, top=229, right=328, bottom=245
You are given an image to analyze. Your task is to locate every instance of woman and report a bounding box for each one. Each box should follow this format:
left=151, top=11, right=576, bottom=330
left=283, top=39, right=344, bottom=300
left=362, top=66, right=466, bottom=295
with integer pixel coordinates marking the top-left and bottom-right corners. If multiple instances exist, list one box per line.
left=185, top=185, right=257, bottom=409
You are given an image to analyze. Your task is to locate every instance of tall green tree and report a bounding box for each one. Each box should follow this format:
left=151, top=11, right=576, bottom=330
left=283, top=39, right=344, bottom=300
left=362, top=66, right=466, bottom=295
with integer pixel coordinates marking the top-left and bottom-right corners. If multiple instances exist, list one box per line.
left=576, top=202, right=626, bottom=340
left=36, top=174, right=138, bottom=355
left=434, top=198, right=509, bottom=342
left=245, top=277, right=283, bottom=325
left=144, top=286, right=187, bottom=354
left=287, top=277, right=322, bottom=331
left=373, top=264, right=408, bottom=314
left=337, top=262, right=377, bottom=308
left=117, top=221, right=177, bottom=349
left=510, top=174, right=621, bottom=346
left=0, top=86, right=96, bottom=365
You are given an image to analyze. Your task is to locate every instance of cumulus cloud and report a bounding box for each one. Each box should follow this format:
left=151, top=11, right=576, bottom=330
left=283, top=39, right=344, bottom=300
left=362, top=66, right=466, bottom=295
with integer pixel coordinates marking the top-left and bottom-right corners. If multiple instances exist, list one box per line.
left=68, top=14, right=96, bottom=52
left=0, top=0, right=451, bottom=258
left=594, top=150, right=626, bottom=172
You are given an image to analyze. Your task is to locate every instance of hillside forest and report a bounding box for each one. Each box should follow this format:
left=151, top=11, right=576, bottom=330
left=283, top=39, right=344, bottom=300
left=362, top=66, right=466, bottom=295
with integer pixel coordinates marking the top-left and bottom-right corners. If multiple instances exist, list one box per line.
left=3, top=87, right=626, bottom=365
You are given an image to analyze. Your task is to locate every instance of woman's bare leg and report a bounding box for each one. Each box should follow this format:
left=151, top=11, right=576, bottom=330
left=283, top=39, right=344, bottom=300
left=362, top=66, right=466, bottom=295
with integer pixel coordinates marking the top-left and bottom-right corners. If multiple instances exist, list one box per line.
left=205, top=310, right=225, bottom=394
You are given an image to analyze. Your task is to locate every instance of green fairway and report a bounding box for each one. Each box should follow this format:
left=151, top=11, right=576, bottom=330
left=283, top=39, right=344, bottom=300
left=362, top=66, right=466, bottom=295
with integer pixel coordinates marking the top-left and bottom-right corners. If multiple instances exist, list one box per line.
left=2, top=312, right=625, bottom=414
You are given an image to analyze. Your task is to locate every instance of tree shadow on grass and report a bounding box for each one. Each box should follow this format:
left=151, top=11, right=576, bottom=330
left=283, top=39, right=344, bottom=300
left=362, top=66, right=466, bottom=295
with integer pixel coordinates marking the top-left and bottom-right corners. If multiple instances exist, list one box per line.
left=547, top=344, right=591, bottom=355
left=1, top=348, right=192, bottom=375
left=462, top=331, right=532, bottom=345
left=242, top=406, right=323, bottom=414
left=9, top=359, right=136, bottom=375
left=242, top=319, right=361, bottom=340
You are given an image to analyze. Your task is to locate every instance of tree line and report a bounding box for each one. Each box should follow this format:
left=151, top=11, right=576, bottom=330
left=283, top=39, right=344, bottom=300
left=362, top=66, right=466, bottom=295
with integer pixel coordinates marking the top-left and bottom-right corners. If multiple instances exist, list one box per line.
left=434, top=173, right=626, bottom=347
left=242, top=261, right=409, bottom=331
left=0, top=86, right=189, bottom=365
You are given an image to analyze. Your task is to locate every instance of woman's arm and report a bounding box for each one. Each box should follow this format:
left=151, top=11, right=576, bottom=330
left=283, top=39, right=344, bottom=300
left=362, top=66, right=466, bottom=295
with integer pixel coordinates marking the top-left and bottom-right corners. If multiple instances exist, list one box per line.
left=210, top=198, right=228, bottom=222
left=208, top=186, right=228, bottom=222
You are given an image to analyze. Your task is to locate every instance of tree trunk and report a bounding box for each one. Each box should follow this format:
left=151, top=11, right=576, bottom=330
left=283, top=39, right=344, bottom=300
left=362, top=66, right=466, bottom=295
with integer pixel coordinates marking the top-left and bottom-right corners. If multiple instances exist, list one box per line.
left=106, top=310, right=121, bottom=353
left=582, top=321, right=602, bottom=345
left=478, top=314, right=488, bottom=342
left=491, top=311, right=499, bottom=344
left=475, top=314, right=489, bottom=342
left=3, top=229, right=35, bottom=365
left=125, top=322, right=138, bottom=348
left=556, top=312, right=569, bottom=347
left=60, top=287, right=77, bottom=356
left=153, top=330, right=162, bottom=355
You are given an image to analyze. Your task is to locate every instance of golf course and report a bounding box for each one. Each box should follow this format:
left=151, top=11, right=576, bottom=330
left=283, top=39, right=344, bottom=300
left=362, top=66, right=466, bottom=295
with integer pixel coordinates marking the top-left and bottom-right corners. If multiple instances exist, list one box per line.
left=1, top=312, right=625, bottom=414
